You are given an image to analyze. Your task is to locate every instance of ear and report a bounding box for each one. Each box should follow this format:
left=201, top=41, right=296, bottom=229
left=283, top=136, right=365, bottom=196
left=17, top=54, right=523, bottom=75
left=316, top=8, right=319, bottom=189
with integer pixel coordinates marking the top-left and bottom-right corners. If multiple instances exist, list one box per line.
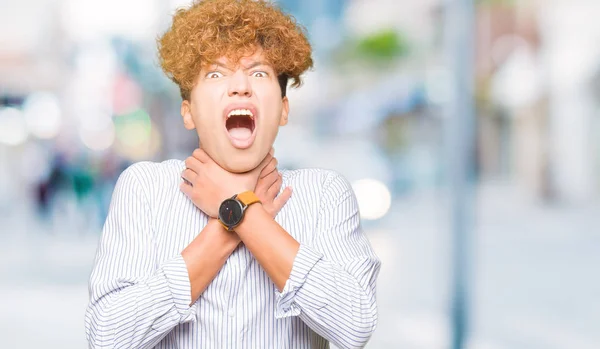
left=279, top=96, right=289, bottom=126
left=181, top=99, right=196, bottom=130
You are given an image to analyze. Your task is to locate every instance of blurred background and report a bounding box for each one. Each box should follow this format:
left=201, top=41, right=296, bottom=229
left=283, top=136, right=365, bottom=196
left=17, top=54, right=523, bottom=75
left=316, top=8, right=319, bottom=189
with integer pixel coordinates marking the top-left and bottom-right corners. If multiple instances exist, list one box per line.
left=1, top=0, right=599, bottom=348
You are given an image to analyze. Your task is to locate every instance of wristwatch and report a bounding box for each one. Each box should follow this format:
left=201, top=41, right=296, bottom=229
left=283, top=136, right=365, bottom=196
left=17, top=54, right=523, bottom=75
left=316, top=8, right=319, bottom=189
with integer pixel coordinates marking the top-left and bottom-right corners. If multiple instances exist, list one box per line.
left=218, top=191, right=261, bottom=231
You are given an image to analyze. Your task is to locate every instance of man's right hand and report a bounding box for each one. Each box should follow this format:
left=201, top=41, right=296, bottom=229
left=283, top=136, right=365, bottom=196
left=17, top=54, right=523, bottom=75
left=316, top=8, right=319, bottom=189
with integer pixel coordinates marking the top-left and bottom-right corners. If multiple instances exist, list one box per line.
left=181, top=148, right=273, bottom=218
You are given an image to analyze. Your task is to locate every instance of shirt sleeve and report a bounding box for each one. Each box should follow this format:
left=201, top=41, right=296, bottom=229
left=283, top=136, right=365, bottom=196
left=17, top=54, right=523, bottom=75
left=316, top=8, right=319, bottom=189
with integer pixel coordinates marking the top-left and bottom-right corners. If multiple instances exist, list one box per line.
left=84, top=164, right=197, bottom=349
left=275, top=172, right=382, bottom=349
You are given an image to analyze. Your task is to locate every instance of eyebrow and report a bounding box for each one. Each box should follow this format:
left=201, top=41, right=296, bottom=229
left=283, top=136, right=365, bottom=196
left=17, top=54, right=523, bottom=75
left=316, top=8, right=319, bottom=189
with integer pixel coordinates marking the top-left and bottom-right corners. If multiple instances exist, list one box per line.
left=243, top=61, right=268, bottom=70
left=208, top=60, right=269, bottom=71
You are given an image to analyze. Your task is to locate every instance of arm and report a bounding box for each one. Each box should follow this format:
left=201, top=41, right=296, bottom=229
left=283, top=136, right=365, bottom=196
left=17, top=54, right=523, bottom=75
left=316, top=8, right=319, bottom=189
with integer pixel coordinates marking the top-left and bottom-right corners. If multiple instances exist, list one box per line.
left=235, top=204, right=298, bottom=290
left=180, top=151, right=290, bottom=303
left=182, top=219, right=240, bottom=304
left=85, top=165, right=238, bottom=349
left=235, top=173, right=381, bottom=349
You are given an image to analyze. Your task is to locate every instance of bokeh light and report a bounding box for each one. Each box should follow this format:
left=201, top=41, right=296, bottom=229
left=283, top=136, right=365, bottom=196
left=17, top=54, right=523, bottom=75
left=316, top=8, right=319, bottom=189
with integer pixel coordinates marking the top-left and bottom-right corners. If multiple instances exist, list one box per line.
left=78, top=113, right=116, bottom=151
left=352, top=178, right=392, bottom=220
left=0, top=107, right=29, bottom=146
left=113, top=109, right=160, bottom=160
left=22, top=92, right=63, bottom=139
left=114, top=121, right=161, bottom=161
left=114, top=108, right=151, bottom=148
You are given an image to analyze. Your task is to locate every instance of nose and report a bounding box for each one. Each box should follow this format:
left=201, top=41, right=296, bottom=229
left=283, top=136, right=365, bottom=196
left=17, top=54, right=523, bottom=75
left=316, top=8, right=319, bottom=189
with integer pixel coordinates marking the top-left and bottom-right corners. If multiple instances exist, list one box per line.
left=228, top=70, right=252, bottom=97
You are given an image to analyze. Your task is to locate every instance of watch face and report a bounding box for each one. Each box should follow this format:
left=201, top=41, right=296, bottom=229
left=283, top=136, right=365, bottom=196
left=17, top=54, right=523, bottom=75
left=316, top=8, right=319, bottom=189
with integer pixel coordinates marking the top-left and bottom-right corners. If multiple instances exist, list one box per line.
left=219, top=199, right=243, bottom=227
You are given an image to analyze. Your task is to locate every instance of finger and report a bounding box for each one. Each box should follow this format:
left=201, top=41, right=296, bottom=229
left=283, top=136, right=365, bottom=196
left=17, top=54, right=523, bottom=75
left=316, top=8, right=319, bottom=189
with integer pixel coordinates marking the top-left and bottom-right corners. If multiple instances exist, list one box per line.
left=184, top=156, right=202, bottom=173
left=273, top=186, right=292, bottom=211
left=256, top=168, right=278, bottom=194
left=269, top=147, right=275, bottom=156
left=181, top=169, right=197, bottom=185
left=180, top=180, right=193, bottom=198
left=192, top=148, right=210, bottom=163
left=260, top=157, right=278, bottom=179
left=266, top=174, right=283, bottom=197
left=254, top=151, right=273, bottom=174
left=263, top=170, right=281, bottom=192
left=262, top=157, right=277, bottom=175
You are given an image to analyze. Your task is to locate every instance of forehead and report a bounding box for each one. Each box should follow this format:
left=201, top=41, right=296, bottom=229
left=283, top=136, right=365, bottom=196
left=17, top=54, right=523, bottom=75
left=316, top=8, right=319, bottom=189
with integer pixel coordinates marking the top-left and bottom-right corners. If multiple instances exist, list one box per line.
left=205, top=49, right=273, bottom=69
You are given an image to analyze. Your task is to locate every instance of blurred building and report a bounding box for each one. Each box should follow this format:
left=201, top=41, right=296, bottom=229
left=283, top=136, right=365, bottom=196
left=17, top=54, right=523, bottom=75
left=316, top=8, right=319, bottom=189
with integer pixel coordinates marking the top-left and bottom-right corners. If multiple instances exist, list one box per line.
left=474, top=0, right=600, bottom=203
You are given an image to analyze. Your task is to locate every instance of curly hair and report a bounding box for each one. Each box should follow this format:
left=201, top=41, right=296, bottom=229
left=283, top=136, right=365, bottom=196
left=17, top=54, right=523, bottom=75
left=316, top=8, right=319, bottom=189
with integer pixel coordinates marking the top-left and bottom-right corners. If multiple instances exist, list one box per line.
left=158, top=0, right=313, bottom=100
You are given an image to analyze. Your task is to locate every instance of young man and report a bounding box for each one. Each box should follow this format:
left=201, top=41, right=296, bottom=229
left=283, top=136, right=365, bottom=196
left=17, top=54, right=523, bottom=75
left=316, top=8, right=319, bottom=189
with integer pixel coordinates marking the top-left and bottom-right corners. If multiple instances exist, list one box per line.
left=85, top=1, right=381, bottom=348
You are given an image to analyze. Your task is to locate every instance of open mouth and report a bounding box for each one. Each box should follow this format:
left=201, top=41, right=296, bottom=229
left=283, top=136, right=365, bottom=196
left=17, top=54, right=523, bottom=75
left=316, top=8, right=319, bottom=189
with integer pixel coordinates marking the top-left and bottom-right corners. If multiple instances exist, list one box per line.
left=225, top=108, right=257, bottom=149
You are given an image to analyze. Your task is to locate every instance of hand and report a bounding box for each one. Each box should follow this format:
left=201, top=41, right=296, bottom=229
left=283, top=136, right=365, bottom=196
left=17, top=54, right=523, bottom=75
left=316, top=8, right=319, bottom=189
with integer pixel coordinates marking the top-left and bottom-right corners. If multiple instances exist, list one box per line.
left=180, top=148, right=273, bottom=218
left=255, top=156, right=292, bottom=218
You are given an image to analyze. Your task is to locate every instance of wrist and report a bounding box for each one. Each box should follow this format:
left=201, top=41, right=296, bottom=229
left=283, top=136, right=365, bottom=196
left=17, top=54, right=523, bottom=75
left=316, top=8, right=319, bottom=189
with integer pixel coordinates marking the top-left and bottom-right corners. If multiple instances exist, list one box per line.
left=182, top=219, right=240, bottom=261
left=234, top=202, right=265, bottom=233
left=208, top=218, right=241, bottom=245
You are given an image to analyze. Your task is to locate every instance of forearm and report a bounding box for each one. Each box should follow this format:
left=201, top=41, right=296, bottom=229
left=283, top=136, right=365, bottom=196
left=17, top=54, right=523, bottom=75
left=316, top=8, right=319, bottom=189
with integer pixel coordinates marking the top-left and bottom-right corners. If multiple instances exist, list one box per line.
left=235, top=203, right=299, bottom=291
left=234, top=203, right=379, bottom=348
left=85, top=256, right=195, bottom=349
left=287, top=248, right=379, bottom=349
left=182, top=218, right=240, bottom=303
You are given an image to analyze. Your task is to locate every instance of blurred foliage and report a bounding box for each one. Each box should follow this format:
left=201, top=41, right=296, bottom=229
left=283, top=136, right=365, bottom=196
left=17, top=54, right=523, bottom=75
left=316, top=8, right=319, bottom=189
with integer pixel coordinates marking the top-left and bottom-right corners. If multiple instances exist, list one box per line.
left=333, top=28, right=410, bottom=67
left=114, top=108, right=152, bottom=148
left=355, top=29, right=409, bottom=61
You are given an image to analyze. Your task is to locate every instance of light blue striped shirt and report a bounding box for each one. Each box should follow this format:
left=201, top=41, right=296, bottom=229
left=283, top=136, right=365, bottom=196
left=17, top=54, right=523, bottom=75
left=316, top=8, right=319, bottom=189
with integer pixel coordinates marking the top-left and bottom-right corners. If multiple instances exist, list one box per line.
left=85, top=159, right=381, bottom=349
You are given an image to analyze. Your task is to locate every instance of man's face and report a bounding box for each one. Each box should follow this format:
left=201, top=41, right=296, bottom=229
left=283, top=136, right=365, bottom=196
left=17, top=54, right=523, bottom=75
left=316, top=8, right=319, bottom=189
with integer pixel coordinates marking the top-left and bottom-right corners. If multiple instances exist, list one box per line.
left=181, top=49, right=289, bottom=173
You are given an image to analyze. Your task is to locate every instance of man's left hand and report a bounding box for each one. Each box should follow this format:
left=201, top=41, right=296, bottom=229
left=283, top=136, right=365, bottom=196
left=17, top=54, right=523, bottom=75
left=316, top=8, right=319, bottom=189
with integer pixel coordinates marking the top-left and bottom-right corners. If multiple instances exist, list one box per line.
left=255, top=155, right=292, bottom=218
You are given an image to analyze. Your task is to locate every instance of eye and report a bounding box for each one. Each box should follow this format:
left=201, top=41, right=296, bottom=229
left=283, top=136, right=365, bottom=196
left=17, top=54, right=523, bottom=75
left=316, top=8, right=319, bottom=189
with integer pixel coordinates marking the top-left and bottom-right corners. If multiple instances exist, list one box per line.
left=206, top=71, right=223, bottom=79
left=251, top=71, right=268, bottom=78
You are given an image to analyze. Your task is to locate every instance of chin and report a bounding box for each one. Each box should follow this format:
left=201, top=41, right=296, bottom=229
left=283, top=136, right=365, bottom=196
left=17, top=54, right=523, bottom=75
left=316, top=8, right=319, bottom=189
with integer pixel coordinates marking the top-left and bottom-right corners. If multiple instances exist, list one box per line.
left=221, top=155, right=260, bottom=174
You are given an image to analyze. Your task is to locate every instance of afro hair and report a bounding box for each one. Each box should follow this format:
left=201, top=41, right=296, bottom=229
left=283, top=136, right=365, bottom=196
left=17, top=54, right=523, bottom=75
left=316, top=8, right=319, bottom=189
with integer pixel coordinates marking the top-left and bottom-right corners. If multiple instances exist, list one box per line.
left=157, top=0, right=314, bottom=100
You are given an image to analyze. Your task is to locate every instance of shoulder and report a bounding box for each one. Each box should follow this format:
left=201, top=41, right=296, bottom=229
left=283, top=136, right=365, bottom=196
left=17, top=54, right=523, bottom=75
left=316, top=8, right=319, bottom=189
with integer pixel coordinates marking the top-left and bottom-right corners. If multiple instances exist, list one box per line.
left=118, top=159, right=184, bottom=186
left=281, top=168, right=354, bottom=197
left=115, top=159, right=184, bottom=201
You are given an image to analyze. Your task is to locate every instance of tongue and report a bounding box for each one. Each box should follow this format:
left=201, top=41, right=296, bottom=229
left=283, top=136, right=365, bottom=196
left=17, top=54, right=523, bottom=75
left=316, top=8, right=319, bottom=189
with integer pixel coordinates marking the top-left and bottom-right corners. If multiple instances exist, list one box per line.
left=228, top=127, right=252, bottom=140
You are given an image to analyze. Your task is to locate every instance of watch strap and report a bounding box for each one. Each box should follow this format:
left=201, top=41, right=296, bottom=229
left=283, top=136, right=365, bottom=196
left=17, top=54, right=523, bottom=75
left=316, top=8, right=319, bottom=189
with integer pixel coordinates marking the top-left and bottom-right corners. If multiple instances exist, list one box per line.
left=237, top=191, right=261, bottom=207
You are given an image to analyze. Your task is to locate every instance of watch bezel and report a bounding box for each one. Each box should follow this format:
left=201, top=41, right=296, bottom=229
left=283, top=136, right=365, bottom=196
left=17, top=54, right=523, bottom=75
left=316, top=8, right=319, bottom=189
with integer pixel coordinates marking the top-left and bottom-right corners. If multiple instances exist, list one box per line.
left=218, top=197, right=244, bottom=230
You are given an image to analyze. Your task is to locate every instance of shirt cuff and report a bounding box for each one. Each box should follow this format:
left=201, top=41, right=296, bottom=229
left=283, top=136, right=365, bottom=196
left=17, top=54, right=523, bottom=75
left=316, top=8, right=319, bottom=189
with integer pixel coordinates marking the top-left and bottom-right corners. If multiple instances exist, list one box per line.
left=275, top=244, right=323, bottom=319
left=149, top=255, right=197, bottom=322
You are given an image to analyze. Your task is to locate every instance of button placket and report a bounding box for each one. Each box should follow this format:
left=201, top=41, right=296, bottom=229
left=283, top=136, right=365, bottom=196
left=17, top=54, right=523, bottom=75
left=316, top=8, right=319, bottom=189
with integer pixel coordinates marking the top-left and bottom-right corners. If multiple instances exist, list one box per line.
left=226, top=247, right=241, bottom=349
left=236, top=245, right=250, bottom=348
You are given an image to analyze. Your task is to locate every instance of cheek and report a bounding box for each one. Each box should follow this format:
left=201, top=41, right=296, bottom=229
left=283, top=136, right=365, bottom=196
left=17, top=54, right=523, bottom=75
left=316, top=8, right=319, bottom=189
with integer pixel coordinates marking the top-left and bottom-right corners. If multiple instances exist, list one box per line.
left=258, top=92, right=283, bottom=124
left=193, top=87, right=222, bottom=118
left=194, top=101, right=220, bottom=126
left=257, top=111, right=282, bottom=145
left=193, top=106, right=223, bottom=145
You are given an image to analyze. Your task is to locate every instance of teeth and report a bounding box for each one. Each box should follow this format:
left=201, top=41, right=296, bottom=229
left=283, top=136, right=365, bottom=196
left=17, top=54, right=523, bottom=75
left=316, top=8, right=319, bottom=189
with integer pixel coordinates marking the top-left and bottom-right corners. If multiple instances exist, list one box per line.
left=227, top=109, right=254, bottom=119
